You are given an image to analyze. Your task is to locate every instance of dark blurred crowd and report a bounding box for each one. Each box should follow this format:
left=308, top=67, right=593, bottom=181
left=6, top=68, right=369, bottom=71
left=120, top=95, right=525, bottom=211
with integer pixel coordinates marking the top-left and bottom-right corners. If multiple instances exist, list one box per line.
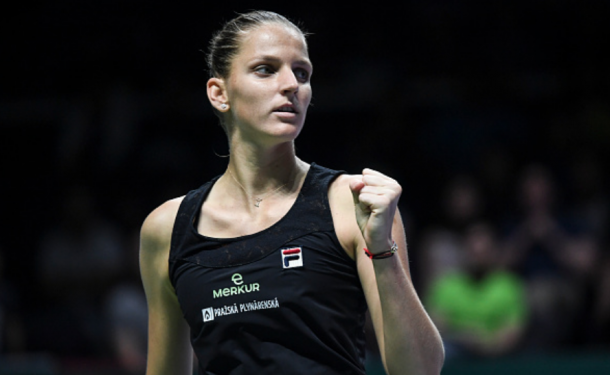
left=417, top=157, right=610, bottom=358
left=1, top=182, right=149, bottom=373
left=3, top=2, right=610, bottom=374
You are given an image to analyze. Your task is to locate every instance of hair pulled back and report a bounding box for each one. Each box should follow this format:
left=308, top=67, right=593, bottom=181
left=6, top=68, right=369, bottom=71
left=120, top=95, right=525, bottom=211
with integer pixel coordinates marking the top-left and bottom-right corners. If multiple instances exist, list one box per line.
left=206, top=10, right=308, bottom=79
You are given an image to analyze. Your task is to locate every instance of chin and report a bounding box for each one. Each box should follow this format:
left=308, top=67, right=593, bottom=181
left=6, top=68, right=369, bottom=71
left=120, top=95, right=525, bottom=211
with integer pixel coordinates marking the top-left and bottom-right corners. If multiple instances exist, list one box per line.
left=274, top=130, right=302, bottom=143
left=265, top=127, right=303, bottom=145
left=272, top=119, right=305, bottom=136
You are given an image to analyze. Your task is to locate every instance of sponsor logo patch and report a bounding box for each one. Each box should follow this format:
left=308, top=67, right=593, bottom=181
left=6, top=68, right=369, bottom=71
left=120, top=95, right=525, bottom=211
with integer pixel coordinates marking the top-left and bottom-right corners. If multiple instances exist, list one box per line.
left=212, top=273, right=260, bottom=299
left=202, top=307, right=214, bottom=322
left=282, top=247, right=303, bottom=269
left=201, top=298, right=280, bottom=323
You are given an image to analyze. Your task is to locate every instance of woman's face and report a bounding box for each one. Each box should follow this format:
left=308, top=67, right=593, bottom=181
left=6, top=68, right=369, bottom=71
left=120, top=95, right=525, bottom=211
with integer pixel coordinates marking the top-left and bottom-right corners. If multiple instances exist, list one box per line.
left=224, top=23, right=313, bottom=144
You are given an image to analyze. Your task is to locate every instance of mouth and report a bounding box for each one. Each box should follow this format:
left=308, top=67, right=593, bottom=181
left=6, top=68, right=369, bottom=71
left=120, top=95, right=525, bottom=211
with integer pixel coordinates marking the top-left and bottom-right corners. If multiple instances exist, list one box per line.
left=273, top=105, right=298, bottom=114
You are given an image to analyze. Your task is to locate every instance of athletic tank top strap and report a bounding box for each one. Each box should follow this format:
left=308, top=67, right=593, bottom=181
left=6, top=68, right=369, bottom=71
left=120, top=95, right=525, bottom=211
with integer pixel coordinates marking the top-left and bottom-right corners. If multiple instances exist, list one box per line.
left=170, top=176, right=219, bottom=252
left=169, top=163, right=344, bottom=271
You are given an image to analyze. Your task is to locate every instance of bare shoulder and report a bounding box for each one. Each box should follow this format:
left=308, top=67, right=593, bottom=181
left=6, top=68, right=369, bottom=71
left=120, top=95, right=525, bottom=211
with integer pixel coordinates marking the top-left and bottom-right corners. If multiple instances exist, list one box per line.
left=140, top=196, right=186, bottom=298
left=140, top=196, right=185, bottom=254
left=328, top=173, right=363, bottom=259
left=328, top=173, right=360, bottom=211
left=331, top=173, right=360, bottom=186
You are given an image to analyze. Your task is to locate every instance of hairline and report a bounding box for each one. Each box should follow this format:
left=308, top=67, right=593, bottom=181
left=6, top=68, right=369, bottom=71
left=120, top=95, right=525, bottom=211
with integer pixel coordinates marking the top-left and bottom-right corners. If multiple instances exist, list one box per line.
left=218, top=20, right=309, bottom=79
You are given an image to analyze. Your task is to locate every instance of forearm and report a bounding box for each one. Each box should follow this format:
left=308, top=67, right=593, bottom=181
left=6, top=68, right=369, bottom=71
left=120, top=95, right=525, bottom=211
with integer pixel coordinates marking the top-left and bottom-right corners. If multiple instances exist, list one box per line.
left=346, top=171, right=444, bottom=373
left=145, top=308, right=193, bottom=375
left=373, top=258, right=444, bottom=375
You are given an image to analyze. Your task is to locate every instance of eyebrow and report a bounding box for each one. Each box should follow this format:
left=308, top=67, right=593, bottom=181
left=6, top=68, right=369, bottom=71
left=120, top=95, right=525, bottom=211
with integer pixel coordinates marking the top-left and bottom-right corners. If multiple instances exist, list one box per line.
left=253, top=55, right=313, bottom=68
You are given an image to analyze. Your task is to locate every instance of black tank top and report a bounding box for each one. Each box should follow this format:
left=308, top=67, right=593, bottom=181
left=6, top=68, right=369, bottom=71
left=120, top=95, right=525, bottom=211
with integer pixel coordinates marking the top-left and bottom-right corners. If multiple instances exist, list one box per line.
left=169, top=163, right=367, bottom=375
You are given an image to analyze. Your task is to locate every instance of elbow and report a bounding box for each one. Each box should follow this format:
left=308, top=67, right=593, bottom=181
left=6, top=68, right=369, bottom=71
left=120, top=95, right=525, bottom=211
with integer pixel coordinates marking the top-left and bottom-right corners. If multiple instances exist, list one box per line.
left=425, top=332, right=445, bottom=375
left=417, top=345, right=445, bottom=375
left=385, top=345, right=445, bottom=375
left=430, top=344, right=445, bottom=375
left=391, top=338, right=445, bottom=375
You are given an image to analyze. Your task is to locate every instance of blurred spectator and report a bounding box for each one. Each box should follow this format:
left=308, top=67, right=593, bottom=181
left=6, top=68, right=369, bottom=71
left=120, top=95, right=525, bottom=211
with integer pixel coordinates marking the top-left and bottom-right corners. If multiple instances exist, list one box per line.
left=35, top=186, right=123, bottom=357
left=418, top=175, right=483, bottom=293
left=566, top=151, right=608, bottom=241
left=501, top=164, right=569, bottom=275
left=425, top=222, right=529, bottom=359
left=561, top=152, right=608, bottom=347
left=439, top=175, right=485, bottom=233
left=104, top=230, right=147, bottom=374
left=559, top=234, right=602, bottom=347
left=477, top=147, right=515, bottom=224
left=501, top=164, right=582, bottom=349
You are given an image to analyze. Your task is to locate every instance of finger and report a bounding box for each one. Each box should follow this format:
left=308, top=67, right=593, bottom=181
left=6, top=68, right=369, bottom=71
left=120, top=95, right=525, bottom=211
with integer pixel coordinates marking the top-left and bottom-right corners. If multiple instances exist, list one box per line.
left=362, top=168, right=395, bottom=181
left=357, top=192, right=393, bottom=211
left=359, top=185, right=398, bottom=197
left=362, top=172, right=398, bottom=188
left=349, top=176, right=365, bottom=205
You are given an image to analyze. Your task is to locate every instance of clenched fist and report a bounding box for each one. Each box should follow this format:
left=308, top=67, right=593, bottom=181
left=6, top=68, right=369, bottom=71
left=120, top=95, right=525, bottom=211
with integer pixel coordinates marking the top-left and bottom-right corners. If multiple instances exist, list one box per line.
left=349, top=168, right=402, bottom=254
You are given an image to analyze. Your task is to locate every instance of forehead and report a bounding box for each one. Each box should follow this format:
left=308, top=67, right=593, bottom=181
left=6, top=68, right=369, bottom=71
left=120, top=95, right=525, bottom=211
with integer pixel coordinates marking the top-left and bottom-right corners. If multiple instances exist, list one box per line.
left=237, top=23, right=310, bottom=61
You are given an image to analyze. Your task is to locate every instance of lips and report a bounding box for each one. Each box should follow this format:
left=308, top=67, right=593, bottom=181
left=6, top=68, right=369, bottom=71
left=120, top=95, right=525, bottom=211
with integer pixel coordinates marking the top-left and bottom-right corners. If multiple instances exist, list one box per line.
left=273, top=104, right=298, bottom=114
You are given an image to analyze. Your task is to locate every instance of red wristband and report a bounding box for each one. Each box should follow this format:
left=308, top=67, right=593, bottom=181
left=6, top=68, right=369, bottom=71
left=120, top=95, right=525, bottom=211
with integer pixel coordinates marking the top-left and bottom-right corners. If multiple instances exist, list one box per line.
left=364, top=241, right=398, bottom=260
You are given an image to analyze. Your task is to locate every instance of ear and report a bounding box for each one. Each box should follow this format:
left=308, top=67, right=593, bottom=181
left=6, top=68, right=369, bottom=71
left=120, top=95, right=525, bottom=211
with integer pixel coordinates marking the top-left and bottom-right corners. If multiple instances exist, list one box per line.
left=207, top=77, right=230, bottom=112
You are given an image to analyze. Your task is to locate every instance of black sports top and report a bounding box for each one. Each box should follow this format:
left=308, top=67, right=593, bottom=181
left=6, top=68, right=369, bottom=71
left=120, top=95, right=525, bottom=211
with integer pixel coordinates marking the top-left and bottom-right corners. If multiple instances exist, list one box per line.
left=169, top=163, right=368, bottom=375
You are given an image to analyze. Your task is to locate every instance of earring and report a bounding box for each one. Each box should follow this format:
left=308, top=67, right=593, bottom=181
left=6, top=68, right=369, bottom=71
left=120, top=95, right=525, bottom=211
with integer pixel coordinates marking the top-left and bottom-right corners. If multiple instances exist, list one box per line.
left=220, top=103, right=228, bottom=110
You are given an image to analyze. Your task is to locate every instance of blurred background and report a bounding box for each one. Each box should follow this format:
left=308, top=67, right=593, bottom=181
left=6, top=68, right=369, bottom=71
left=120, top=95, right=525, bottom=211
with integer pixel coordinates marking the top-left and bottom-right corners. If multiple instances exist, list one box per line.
left=2, top=1, right=609, bottom=374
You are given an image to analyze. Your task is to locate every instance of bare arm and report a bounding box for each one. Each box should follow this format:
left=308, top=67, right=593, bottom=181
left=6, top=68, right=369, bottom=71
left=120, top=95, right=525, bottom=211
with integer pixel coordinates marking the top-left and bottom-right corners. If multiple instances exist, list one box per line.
left=140, top=198, right=193, bottom=375
left=333, top=170, right=444, bottom=375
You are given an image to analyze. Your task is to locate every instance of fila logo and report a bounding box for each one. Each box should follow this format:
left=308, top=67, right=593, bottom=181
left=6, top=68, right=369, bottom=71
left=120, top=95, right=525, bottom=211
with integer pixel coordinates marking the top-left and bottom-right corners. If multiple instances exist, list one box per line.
left=282, top=247, right=303, bottom=269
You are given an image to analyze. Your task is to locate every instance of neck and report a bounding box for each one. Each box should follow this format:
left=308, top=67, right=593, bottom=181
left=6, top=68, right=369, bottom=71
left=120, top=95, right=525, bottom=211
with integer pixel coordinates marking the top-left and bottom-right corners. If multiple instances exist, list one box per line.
left=225, top=141, right=304, bottom=197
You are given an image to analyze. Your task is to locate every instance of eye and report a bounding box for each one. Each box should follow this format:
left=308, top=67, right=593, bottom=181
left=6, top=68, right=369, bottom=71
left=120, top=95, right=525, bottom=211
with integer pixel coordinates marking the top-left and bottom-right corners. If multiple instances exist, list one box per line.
left=254, top=65, right=275, bottom=76
left=294, top=68, right=310, bottom=83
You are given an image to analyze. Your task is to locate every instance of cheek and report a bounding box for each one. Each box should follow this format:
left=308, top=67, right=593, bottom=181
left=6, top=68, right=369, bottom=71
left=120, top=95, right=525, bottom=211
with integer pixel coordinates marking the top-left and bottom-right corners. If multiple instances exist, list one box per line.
left=232, top=82, right=270, bottom=109
left=300, top=86, right=313, bottom=106
left=229, top=92, right=260, bottom=119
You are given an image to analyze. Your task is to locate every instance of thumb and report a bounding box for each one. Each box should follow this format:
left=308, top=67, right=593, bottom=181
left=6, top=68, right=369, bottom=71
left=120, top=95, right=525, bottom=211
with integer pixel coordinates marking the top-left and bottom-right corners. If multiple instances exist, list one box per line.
left=349, top=177, right=365, bottom=205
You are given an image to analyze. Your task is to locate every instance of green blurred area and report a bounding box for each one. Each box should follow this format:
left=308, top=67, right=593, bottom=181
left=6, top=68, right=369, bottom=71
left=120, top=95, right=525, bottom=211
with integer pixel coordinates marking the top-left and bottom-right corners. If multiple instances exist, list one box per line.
left=365, top=351, right=610, bottom=375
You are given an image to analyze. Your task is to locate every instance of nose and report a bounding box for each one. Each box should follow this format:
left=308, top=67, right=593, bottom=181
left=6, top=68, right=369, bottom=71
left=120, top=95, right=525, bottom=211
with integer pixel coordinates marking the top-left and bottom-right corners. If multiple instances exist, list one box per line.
left=280, top=68, right=299, bottom=95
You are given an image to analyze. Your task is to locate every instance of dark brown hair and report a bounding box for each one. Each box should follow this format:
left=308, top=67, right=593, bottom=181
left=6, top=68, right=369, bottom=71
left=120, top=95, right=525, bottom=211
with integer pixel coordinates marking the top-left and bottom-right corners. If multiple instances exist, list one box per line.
left=206, top=10, right=308, bottom=79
